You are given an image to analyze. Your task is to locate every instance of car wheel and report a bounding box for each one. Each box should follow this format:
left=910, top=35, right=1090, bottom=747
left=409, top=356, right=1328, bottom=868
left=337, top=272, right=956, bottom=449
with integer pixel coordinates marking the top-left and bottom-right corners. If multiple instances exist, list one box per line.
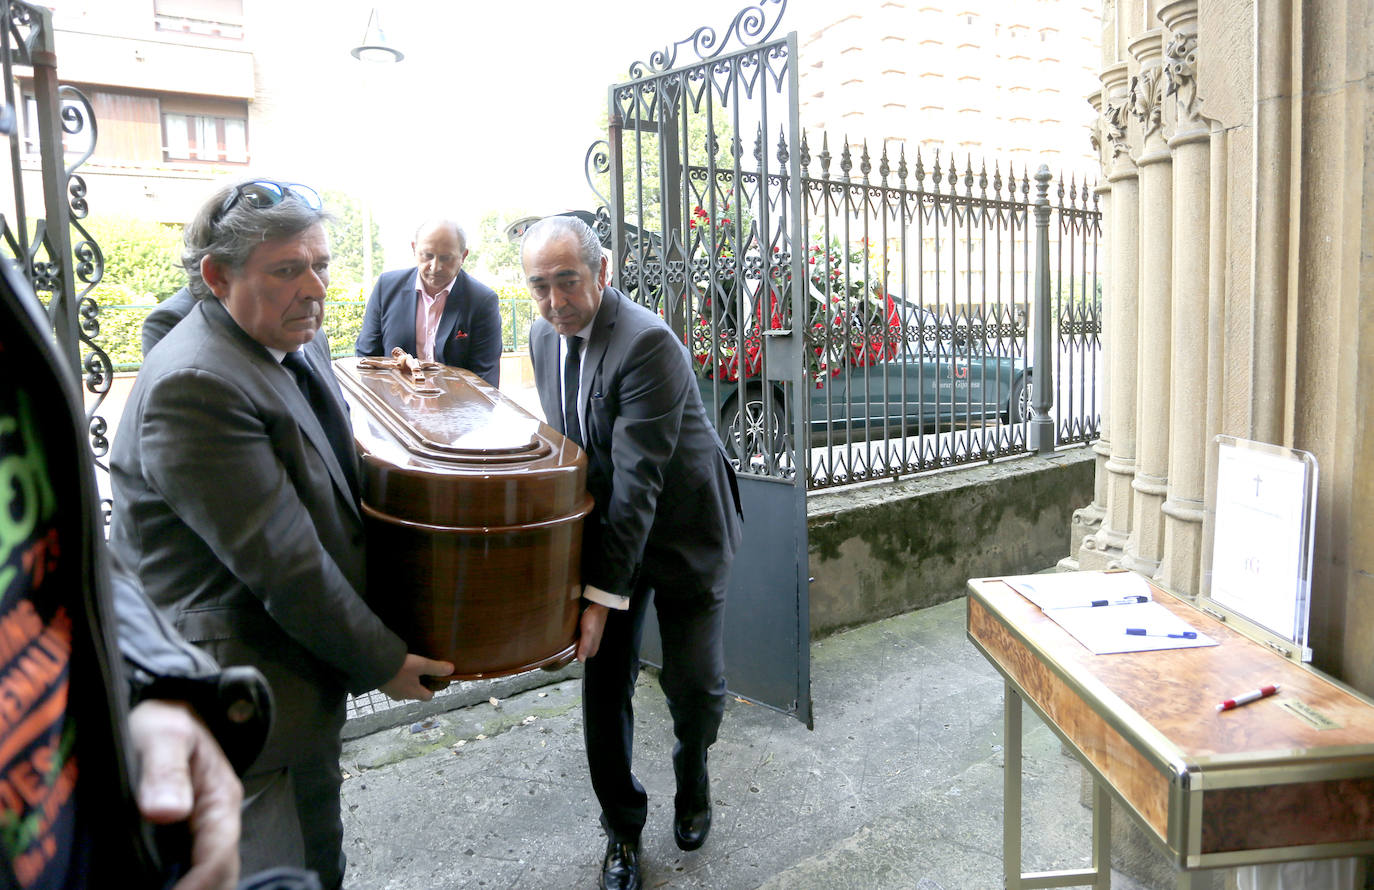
left=721, top=389, right=785, bottom=466
left=1005, top=375, right=1031, bottom=424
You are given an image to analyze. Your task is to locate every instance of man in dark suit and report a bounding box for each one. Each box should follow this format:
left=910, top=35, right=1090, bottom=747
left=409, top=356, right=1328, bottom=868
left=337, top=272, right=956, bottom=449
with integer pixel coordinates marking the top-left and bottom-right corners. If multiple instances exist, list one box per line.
left=141, top=286, right=196, bottom=357
left=522, top=216, right=742, bottom=890
left=110, top=179, right=452, bottom=889
left=354, top=218, right=502, bottom=386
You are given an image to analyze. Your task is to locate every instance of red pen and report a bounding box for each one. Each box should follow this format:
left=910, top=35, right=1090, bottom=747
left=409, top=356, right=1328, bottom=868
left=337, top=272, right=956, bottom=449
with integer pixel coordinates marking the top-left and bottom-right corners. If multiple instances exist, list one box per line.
left=1216, top=684, right=1280, bottom=712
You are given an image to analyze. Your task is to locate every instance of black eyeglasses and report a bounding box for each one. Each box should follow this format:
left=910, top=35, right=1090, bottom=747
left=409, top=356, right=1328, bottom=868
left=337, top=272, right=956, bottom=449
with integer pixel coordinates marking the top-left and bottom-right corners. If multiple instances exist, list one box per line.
left=216, top=180, right=322, bottom=222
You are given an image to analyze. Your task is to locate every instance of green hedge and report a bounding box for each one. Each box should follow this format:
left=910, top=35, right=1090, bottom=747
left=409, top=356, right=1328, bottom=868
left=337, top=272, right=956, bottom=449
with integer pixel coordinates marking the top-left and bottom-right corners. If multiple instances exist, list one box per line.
left=95, top=282, right=538, bottom=372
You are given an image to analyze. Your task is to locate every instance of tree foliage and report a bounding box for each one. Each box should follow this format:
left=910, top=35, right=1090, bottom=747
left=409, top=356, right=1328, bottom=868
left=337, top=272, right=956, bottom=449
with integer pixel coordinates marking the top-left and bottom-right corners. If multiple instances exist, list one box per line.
left=593, top=84, right=740, bottom=234
left=321, top=188, right=383, bottom=294
left=467, top=209, right=530, bottom=288
left=81, top=214, right=184, bottom=306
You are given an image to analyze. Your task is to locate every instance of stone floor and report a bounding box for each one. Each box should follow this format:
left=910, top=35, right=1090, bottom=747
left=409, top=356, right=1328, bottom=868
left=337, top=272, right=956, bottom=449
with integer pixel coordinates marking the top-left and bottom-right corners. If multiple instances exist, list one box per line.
left=338, top=597, right=1163, bottom=889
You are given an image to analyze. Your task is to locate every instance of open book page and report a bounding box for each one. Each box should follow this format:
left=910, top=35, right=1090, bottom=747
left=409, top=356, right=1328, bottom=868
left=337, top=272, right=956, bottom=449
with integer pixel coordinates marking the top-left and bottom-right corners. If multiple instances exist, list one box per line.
left=1045, top=600, right=1218, bottom=655
left=1001, top=570, right=1153, bottom=611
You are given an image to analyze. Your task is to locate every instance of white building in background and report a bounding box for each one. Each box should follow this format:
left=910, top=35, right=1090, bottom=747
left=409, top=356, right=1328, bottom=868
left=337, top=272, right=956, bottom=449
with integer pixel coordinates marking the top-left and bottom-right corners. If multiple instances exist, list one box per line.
left=797, top=1, right=1101, bottom=184
left=1, top=0, right=257, bottom=226
left=0, top=0, right=400, bottom=247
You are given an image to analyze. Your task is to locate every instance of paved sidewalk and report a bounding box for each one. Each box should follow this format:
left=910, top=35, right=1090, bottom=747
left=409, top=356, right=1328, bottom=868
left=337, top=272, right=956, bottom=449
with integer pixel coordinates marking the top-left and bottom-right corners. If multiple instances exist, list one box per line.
left=338, top=598, right=1160, bottom=889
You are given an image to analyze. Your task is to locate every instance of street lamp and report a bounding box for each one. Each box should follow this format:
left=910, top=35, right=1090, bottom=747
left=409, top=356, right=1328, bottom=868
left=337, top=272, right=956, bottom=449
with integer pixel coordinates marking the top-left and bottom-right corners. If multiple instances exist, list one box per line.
left=349, top=7, right=403, bottom=284
left=350, top=8, right=404, bottom=63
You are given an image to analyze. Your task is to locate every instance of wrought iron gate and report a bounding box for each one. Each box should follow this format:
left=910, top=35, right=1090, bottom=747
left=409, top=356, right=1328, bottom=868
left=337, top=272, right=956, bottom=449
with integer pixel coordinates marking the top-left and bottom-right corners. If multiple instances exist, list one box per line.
left=0, top=1, right=109, bottom=511
left=588, top=0, right=812, bottom=726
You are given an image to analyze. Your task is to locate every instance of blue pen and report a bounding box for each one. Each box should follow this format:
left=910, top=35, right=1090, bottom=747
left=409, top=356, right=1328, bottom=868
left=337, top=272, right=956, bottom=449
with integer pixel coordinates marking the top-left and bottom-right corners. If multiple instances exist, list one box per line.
left=1125, top=628, right=1197, bottom=639
left=1089, top=595, right=1148, bottom=607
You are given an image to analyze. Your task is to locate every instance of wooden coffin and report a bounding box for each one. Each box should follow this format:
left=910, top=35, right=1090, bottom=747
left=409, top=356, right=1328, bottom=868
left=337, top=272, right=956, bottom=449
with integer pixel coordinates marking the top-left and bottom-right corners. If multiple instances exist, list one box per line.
left=333, top=356, right=591, bottom=680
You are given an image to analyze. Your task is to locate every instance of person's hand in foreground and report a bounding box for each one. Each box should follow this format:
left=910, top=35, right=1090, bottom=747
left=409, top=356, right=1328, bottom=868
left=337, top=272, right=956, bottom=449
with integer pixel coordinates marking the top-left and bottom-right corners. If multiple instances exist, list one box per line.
left=130, top=699, right=243, bottom=890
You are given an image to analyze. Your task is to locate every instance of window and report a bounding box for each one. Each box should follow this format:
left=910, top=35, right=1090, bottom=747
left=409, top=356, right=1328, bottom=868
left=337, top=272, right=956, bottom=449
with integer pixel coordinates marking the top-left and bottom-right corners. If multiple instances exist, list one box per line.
left=21, top=95, right=94, bottom=158
left=162, top=111, right=248, bottom=163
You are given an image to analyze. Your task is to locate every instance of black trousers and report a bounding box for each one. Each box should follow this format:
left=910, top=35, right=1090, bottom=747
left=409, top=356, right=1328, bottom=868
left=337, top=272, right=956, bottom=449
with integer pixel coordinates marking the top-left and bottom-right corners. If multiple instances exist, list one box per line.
left=582, top=580, right=727, bottom=843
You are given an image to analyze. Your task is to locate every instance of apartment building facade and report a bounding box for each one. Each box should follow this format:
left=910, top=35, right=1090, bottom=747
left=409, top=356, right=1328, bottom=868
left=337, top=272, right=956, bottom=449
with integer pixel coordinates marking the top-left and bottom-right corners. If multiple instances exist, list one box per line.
left=798, top=1, right=1102, bottom=180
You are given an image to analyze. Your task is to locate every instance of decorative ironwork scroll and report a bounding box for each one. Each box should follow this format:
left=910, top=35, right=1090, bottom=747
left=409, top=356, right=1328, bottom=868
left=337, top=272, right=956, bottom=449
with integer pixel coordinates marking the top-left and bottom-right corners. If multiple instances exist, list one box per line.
left=0, top=0, right=110, bottom=516
left=626, top=0, right=787, bottom=80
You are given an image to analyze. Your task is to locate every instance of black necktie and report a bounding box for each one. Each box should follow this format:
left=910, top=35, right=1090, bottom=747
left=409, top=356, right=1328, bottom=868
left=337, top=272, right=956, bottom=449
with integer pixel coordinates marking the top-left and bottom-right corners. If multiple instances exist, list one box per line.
left=563, top=335, right=583, bottom=447
left=282, top=350, right=359, bottom=498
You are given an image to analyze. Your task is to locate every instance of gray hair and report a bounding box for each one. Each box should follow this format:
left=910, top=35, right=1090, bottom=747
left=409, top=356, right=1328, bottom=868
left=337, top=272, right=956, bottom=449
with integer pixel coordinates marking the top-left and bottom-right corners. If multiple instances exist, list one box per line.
left=520, top=215, right=602, bottom=274
left=414, top=218, right=468, bottom=254
left=182, top=179, right=331, bottom=299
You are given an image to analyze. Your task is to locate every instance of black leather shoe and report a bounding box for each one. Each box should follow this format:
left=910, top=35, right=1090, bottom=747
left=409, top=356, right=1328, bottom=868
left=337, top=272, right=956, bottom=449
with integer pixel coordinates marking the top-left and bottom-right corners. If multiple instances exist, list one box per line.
left=673, top=802, right=712, bottom=851
left=599, top=839, right=641, bottom=890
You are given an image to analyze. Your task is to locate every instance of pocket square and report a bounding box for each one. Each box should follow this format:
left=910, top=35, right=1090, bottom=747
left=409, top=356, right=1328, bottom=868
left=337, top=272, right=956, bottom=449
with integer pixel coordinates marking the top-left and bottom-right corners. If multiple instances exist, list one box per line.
left=452, top=330, right=469, bottom=340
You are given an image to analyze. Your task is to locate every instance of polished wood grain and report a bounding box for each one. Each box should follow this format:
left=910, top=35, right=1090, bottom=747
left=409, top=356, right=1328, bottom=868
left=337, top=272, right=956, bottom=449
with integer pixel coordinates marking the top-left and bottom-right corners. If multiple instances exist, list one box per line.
left=335, top=359, right=589, bottom=679
left=970, top=578, right=1374, bottom=756
left=968, top=574, right=1374, bottom=863
left=1201, top=779, right=1374, bottom=853
left=968, top=594, right=1172, bottom=840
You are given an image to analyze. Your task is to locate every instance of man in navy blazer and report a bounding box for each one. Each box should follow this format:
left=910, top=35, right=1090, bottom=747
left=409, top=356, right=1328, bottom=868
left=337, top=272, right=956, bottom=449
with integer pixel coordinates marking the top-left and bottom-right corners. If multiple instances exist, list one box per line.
left=523, top=215, right=741, bottom=890
left=354, top=219, right=502, bottom=386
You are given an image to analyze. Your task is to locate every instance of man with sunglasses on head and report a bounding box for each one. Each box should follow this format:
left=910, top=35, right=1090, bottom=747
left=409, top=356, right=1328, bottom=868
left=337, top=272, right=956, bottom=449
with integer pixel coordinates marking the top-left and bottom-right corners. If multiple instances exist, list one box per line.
left=110, top=179, right=453, bottom=889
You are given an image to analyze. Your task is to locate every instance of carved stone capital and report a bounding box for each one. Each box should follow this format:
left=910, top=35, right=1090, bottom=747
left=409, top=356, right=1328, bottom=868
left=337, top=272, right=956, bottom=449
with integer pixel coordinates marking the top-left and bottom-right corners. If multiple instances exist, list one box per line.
left=1104, top=99, right=1130, bottom=160
left=1165, top=31, right=1203, bottom=125
left=1130, top=66, right=1165, bottom=141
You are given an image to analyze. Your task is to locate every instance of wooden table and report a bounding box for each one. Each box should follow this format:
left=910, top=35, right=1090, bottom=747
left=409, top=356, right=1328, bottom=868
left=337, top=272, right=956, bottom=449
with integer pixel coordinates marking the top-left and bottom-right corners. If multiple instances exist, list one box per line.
left=966, top=575, right=1374, bottom=889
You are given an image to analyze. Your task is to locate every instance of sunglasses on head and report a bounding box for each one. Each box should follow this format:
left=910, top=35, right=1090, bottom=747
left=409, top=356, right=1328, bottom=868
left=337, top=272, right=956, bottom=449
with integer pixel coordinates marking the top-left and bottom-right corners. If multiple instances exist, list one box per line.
left=216, top=180, right=322, bottom=222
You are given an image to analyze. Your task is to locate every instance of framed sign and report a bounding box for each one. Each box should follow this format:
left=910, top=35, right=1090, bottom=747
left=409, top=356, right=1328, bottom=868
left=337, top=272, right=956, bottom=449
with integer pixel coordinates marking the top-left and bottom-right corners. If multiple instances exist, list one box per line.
left=1200, top=436, right=1317, bottom=662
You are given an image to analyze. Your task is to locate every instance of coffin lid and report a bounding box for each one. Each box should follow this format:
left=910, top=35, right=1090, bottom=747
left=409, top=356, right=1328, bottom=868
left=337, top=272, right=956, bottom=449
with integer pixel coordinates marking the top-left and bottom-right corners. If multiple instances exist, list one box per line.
left=335, top=357, right=552, bottom=465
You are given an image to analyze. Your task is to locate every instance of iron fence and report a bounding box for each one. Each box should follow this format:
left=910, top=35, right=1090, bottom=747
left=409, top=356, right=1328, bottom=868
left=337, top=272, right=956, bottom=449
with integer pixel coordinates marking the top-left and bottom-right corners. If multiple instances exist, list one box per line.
left=610, top=129, right=1102, bottom=491
left=795, top=140, right=1101, bottom=488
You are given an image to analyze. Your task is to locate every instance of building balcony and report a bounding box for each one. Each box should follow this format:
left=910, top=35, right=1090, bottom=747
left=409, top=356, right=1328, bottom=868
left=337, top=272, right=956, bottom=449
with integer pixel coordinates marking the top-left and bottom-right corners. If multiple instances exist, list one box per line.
left=49, top=29, right=253, bottom=99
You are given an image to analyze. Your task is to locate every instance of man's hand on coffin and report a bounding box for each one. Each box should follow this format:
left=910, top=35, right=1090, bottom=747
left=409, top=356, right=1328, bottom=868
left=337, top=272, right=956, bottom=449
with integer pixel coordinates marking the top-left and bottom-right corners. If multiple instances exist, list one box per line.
left=379, top=653, right=456, bottom=701
left=576, top=603, right=610, bottom=662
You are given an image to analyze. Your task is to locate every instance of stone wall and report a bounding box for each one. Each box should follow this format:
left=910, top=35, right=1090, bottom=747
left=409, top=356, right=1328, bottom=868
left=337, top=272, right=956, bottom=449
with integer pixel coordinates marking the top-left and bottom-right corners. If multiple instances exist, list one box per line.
left=1071, top=0, right=1374, bottom=692
left=807, top=448, right=1096, bottom=637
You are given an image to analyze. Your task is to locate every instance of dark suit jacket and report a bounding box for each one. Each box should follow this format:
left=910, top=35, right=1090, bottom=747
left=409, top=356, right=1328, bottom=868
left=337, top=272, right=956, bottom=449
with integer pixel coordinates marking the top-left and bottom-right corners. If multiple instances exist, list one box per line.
left=530, top=286, right=741, bottom=601
left=110, top=296, right=406, bottom=775
left=355, top=268, right=503, bottom=387
left=141, top=286, right=197, bottom=357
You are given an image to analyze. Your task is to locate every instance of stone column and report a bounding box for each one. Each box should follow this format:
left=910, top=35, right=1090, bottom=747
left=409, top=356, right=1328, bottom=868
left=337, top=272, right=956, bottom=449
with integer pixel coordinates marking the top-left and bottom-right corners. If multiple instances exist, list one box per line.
left=1122, top=29, right=1171, bottom=577
left=1157, top=0, right=1210, bottom=594
left=1081, top=62, right=1138, bottom=569
left=1249, top=0, right=1293, bottom=446
left=1064, top=90, right=1113, bottom=571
